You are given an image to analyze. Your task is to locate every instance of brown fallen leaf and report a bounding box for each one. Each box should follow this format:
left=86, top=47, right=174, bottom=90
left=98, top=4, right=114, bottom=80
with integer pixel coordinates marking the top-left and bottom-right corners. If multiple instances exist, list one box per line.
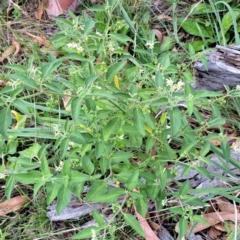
left=0, top=42, right=16, bottom=62
left=214, top=197, right=239, bottom=214
left=25, top=32, right=50, bottom=48
left=35, top=3, right=44, bottom=20
left=154, top=29, right=163, bottom=44
left=208, top=226, right=222, bottom=238
left=134, top=207, right=160, bottom=240
left=0, top=196, right=29, bottom=216
left=12, top=39, right=21, bottom=56
left=188, top=212, right=240, bottom=234
left=158, top=15, right=172, bottom=21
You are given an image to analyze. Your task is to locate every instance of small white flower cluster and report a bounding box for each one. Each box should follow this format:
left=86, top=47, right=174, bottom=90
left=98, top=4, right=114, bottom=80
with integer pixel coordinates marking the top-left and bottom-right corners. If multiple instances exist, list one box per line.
left=231, top=142, right=240, bottom=152
left=166, top=78, right=184, bottom=92
left=55, top=160, right=64, bottom=172
left=53, top=124, right=61, bottom=137
left=236, top=85, right=240, bottom=91
left=0, top=173, right=6, bottom=179
left=145, top=41, right=154, bottom=49
left=9, top=79, right=21, bottom=89
left=91, top=229, right=97, bottom=240
left=67, top=42, right=84, bottom=54
left=68, top=141, right=74, bottom=151
left=107, top=40, right=115, bottom=52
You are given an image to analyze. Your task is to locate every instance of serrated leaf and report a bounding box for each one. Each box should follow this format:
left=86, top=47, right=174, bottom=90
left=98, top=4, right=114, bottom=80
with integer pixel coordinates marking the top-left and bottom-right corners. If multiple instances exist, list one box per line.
left=124, top=213, right=145, bottom=238
left=106, top=62, right=126, bottom=81
left=12, top=99, right=30, bottom=115
left=134, top=197, right=148, bottom=217
left=95, top=188, right=125, bottom=203
left=103, top=117, right=122, bottom=141
left=82, top=155, right=94, bottom=175
left=169, top=108, right=181, bottom=136
left=13, top=170, right=42, bottom=184
left=71, top=96, right=82, bottom=124
left=111, top=151, right=133, bottom=164
left=72, top=226, right=100, bottom=239
left=69, top=171, right=89, bottom=185
left=46, top=182, right=62, bottom=205
left=92, top=211, right=105, bottom=227
left=56, top=186, right=71, bottom=214
left=85, top=181, right=107, bottom=202
left=0, top=107, right=12, bottom=139
left=133, top=108, right=145, bottom=136
left=125, top=170, right=139, bottom=190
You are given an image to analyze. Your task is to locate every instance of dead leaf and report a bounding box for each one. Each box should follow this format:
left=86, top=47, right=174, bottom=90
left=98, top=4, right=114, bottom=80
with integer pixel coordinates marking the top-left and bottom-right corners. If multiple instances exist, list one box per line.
left=188, top=212, right=240, bottom=234
left=154, top=29, right=163, bottom=44
left=158, top=15, right=172, bottom=21
left=0, top=44, right=15, bottom=62
left=12, top=39, right=21, bottom=56
left=0, top=196, right=28, bottom=216
left=208, top=226, right=222, bottom=238
left=35, top=3, right=44, bottom=20
left=25, top=32, right=50, bottom=48
left=214, top=197, right=238, bottom=214
left=62, top=91, right=72, bottom=111
left=209, top=138, right=222, bottom=146
left=134, top=208, right=160, bottom=240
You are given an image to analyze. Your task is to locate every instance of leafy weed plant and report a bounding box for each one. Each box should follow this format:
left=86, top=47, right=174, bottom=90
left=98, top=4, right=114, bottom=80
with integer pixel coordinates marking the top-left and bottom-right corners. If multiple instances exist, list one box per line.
left=1, top=0, right=240, bottom=239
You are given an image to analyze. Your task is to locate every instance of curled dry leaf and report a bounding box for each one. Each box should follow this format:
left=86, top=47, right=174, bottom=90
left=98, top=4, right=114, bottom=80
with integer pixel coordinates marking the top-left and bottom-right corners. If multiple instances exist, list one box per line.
left=25, top=32, right=50, bottom=48
left=188, top=212, right=240, bottom=234
left=208, top=226, right=222, bottom=239
left=214, top=197, right=239, bottom=214
left=134, top=208, right=160, bottom=240
left=158, top=15, right=172, bottom=21
left=35, top=3, right=44, bottom=20
left=0, top=196, right=29, bottom=216
left=12, top=39, right=21, bottom=56
left=0, top=39, right=20, bottom=62
left=154, top=29, right=163, bottom=44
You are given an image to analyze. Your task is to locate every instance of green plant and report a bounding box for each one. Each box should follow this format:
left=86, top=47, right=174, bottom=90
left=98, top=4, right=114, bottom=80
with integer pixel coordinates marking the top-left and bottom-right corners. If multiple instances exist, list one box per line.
left=175, top=0, right=240, bottom=51
left=1, top=0, right=240, bottom=239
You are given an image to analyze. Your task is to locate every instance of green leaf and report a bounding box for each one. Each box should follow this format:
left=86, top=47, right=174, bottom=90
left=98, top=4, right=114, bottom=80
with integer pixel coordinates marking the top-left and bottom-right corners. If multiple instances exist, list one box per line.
left=95, top=141, right=104, bottom=158
left=92, top=211, right=105, bottom=227
left=179, top=180, right=189, bottom=196
left=4, top=64, right=27, bottom=73
left=109, top=33, right=133, bottom=44
left=69, top=171, right=89, bottom=185
left=169, top=108, right=182, bottom=136
left=111, top=151, right=133, bottom=164
left=125, top=170, right=139, bottom=190
left=13, top=170, right=42, bottom=184
left=133, top=108, right=145, bottom=136
left=82, top=155, right=94, bottom=175
left=0, top=107, right=12, bottom=139
left=12, top=99, right=30, bottom=115
left=38, top=146, right=51, bottom=176
left=56, top=186, right=71, bottom=215
left=95, top=188, right=125, bottom=203
left=5, top=176, right=15, bottom=200
left=71, top=96, right=82, bottom=124
left=69, top=132, right=86, bottom=144
left=207, top=116, right=226, bottom=127
left=46, top=182, right=62, bottom=205
left=196, top=166, right=211, bottom=179
left=85, top=181, right=107, bottom=202
left=7, top=74, right=38, bottom=89
left=179, top=217, right=188, bottom=239
left=134, top=197, right=148, bottom=217
left=124, top=213, right=145, bottom=238
left=192, top=215, right=210, bottom=225
left=84, top=18, right=95, bottom=34
left=106, top=61, right=126, bottom=81
left=183, top=71, right=195, bottom=83
left=103, top=117, right=122, bottom=141
left=41, top=61, right=62, bottom=79
left=169, top=207, right=183, bottom=215
left=60, top=53, right=94, bottom=62
left=72, top=226, right=100, bottom=239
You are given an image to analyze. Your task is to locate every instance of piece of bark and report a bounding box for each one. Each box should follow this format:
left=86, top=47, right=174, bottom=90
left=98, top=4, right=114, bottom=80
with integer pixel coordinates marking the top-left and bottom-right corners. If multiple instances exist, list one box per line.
left=193, top=45, right=240, bottom=91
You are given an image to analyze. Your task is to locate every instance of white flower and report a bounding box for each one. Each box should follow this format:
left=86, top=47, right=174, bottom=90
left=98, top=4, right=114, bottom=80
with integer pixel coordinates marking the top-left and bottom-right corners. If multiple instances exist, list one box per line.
left=119, top=135, right=124, bottom=140
left=145, top=41, right=154, bottom=49
left=76, top=45, right=84, bottom=54
left=67, top=142, right=74, bottom=151
left=166, top=78, right=174, bottom=87
left=177, top=80, right=184, bottom=90
left=0, top=173, right=6, bottom=179
left=91, top=229, right=97, bottom=240
left=231, top=142, right=240, bottom=152
left=236, top=85, right=240, bottom=91
left=55, top=161, right=64, bottom=172
left=67, top=42, right=77, bottom=50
